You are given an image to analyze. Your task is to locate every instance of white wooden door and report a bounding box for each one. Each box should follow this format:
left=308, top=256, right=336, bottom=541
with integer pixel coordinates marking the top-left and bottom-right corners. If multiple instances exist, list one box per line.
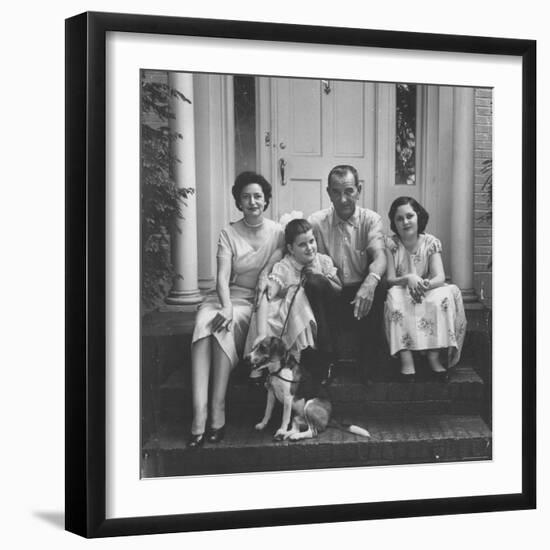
left=259, top=77, right=377, bottom=221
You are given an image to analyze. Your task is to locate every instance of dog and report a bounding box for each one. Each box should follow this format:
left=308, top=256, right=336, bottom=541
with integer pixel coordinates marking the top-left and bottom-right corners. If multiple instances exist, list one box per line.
left=246, top=336, right=370, bottom=441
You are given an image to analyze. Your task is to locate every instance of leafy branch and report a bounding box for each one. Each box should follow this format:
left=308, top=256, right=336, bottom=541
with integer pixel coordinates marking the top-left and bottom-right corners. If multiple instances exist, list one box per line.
left=478, top=159, right=492, bottom=224
left=141, top=78, right=193, bottom=310
left=478, top=158, right=492, bottom=269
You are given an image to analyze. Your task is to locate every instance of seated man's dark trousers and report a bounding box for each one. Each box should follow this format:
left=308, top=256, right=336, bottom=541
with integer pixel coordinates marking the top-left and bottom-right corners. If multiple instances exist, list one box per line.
left=300, top=272, right=341, bottom=387
left=339, top=280, right=388, bottom=381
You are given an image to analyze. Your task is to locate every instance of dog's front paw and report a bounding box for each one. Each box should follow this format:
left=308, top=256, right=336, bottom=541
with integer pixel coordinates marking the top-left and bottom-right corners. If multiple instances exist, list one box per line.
left=255, top=421, right=267, bottom=431
left=284, top=430, right=299, bottom=440
left=273, top=428, right=288, bottom=441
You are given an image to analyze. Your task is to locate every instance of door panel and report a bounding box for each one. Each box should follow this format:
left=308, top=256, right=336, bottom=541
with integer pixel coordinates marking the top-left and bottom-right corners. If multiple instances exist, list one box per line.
left=289, top=79, right=322, bottom=155
left=271, top=77, right=372, bottom=221
left=333, top=80, right=364, bottom=157
left=278, top=178, right=325, bottom=220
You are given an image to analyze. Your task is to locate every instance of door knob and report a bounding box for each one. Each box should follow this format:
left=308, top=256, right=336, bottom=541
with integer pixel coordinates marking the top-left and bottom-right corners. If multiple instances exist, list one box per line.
left=279, top=141, right=286, bottom=149
left=279, top=158, right=287, bottom=186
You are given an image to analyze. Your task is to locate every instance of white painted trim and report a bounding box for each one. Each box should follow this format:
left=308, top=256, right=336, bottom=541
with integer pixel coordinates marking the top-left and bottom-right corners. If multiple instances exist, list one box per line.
left=375, top=83, right=396, bottom=213
left=256, top=77, right=275, bottom=220
left=363, top=82, right=377, bottom=211
left=222, top=75, right=237, bottom=224
left=194, top=74, right=236, bottom=288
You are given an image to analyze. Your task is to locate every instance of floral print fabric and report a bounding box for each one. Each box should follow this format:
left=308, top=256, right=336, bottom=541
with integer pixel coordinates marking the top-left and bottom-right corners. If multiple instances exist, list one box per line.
left=384, top=233, right=467, bottom=367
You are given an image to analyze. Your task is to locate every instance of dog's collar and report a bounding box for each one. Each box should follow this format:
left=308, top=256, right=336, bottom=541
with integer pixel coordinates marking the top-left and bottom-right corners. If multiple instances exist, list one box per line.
left=268, top=361, right=298, bottom=383
left=268, top=371, right=298, bottom=384
left=251, top=359, right=279, bottom=373
left=252, top=358, right=297, bottom=383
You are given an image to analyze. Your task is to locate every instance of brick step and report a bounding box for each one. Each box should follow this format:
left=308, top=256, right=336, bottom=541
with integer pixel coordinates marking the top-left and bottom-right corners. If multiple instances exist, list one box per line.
left=142, top=414, right=492, bottom=478
left=157, top=363, right=485, bottom=421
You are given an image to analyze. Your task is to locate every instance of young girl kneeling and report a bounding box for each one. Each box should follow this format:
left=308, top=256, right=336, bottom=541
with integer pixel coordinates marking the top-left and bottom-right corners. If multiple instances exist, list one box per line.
left=384, top=197, right=467, bottom=382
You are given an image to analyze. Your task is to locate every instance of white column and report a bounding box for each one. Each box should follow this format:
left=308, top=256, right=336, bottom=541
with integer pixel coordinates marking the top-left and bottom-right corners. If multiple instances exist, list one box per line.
left=165, top=72, right=202, bottom=305
left=450, top=87, right=477, bottom=302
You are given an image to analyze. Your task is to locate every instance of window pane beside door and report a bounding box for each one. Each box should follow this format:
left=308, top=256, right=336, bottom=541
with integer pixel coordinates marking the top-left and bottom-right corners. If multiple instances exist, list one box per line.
left=234, top=76, right=257, bottom=175
left=395, top=84, right=417, bottom=185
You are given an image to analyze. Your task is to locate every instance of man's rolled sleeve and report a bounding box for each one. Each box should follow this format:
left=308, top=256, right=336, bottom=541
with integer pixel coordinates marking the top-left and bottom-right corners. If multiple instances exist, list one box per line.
left=366, top=213, right=385, bottom=257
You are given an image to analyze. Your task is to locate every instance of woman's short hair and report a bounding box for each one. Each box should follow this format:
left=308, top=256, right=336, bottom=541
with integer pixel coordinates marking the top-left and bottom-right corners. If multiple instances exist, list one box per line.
left=388, top=196, right=429, bottom=235
left=284, top=218, right=312, bottom=249
left=231, top=171, right=272, bottom=211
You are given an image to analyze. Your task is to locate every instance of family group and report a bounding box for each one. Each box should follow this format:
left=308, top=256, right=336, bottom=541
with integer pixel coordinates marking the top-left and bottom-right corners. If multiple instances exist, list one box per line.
left=187, top=165, right=467, bottom=447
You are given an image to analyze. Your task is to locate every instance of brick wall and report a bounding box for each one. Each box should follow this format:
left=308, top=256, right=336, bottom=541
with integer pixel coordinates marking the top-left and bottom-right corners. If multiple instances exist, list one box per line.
left=474, top=88, right=493, bottom=307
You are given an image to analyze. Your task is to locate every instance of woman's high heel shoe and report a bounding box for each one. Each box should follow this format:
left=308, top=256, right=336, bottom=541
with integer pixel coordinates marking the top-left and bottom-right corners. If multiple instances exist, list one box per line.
left=206, top=425, right=225, bottom=444
left=187, top=433, right=205, bottom=448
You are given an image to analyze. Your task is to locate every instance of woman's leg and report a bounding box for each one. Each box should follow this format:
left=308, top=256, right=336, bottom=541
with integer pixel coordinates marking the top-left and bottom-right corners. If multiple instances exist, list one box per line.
left=209, top=339, right=233, bottom=430
left=426, top=349, right=446, bottom=372
left=190, top=337, right=212, bottom=435
left=399, top=350, right=415, bottom=375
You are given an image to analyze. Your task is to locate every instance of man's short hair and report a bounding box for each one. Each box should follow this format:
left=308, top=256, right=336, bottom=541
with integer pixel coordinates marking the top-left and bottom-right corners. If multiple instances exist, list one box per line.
left=327, top=165, right=359, bottom=189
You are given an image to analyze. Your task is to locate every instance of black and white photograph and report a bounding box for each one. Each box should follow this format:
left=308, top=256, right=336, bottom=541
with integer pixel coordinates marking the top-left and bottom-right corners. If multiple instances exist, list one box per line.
left=3, top=0, right=544, bottom=546
left=140, top=70, right=493, bottom=478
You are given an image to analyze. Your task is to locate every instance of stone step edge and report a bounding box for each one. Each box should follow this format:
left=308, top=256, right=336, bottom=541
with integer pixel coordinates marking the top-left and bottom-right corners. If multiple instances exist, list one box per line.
left=160, top=364, right=484, bottom=391
left=144, top=414, right=492, bottom=451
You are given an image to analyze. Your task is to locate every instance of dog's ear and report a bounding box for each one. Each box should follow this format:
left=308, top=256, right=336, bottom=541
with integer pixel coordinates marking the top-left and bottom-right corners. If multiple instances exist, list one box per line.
left=269, top=336, right=286, bottom=358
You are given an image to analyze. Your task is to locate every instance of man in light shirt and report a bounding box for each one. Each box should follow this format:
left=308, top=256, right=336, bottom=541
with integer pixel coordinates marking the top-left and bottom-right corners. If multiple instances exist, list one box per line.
left=308, top=165, right=387, bottom=382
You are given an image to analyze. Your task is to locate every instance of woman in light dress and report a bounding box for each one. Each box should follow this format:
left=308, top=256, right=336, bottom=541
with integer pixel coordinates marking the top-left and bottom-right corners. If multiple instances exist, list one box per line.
left=384, top=197, right=467, bottom=382
left=188, top=172, right=283, bottom=447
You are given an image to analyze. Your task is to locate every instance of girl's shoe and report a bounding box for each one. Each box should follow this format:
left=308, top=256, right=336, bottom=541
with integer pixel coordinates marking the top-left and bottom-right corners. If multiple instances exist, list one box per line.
left=188, top=433, right=205, bottom=448
left=398, top=372, right=416, bottom=383
left=206, top=425, right=225, bottom=443
left=431, top=370, right=448, bottom=383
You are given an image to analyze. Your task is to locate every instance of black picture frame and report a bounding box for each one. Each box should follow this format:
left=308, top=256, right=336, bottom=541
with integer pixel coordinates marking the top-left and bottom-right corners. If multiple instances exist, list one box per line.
left=65, top=11, right=536, bottom=538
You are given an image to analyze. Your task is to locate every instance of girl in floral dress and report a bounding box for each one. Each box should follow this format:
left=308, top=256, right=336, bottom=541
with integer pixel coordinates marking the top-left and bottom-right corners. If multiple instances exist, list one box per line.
left=384, top=197, right=467, bottom=381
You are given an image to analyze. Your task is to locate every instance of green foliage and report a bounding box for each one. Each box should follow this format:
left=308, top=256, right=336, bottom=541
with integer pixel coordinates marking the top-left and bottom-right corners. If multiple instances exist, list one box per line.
left=141, top=78, right=193, bottom=309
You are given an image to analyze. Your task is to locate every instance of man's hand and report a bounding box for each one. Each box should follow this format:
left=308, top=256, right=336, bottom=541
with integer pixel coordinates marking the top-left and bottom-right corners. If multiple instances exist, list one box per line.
left=351, top=280, right=376, bottom=320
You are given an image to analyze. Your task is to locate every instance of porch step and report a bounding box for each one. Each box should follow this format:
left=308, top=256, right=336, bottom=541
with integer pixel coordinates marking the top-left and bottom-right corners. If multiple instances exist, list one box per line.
left=141, top=414, right=492, bottom=478
left=158, top=363, right=486, bottom=421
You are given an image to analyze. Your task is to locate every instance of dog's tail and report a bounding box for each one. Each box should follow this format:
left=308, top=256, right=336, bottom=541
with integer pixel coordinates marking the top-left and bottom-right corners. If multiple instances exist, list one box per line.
left=328, top=419, right=371, bottom=438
